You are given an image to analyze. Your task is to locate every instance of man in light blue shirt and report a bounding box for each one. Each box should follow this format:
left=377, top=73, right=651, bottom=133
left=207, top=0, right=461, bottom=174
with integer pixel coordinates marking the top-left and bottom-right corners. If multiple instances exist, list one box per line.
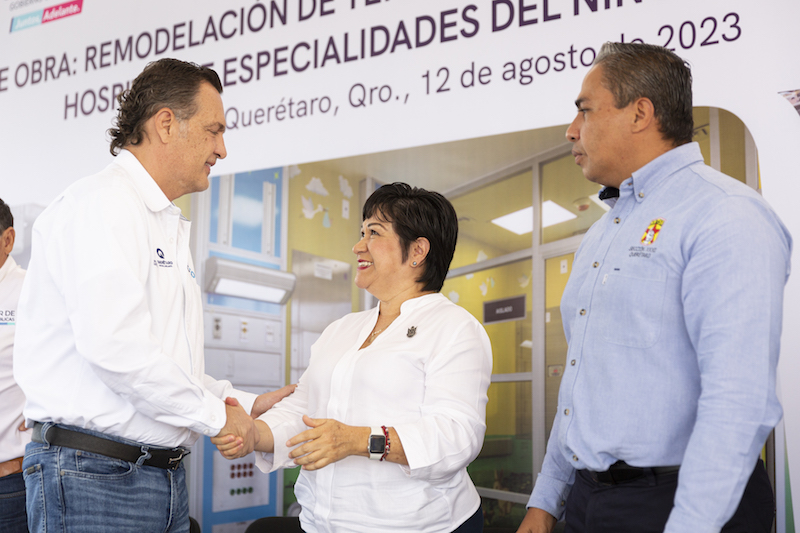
left=518, top=42, right=791, bottom=533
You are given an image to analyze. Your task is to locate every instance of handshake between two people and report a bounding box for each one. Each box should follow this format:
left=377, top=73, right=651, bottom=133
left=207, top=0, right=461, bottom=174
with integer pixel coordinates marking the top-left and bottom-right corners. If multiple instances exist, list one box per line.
left=211, top=384, right=297, bottom=459
left=211, top=384, right=369, bottom=471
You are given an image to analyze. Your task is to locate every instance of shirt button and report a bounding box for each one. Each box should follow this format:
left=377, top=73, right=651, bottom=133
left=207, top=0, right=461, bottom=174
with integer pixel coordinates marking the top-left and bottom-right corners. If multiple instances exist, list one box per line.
left=580, top=309, right=586, bottom=316
left=564, top=408, right=570, bottom=415
left=561, top=500, right=566, bottom=507
left=614, top=217, right=621, bottom=224
left=573, top=455, right=579, bottom=461
left=170, top=238, right=175, bottom=243
left=638, top=192, right=645, bottom=198
left=571, top=360, right=576, bottom=366
left=592, top=262, right=599, bottom=268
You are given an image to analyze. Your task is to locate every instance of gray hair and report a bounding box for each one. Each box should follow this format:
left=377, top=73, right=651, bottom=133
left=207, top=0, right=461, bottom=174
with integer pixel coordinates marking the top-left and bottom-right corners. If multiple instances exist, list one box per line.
left=594, top=42, right=694, bottom=146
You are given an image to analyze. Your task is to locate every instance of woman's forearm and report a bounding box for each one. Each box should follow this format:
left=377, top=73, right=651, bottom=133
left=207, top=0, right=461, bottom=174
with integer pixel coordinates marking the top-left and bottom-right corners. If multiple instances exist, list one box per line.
left=253, top=420, right=275, bottom=453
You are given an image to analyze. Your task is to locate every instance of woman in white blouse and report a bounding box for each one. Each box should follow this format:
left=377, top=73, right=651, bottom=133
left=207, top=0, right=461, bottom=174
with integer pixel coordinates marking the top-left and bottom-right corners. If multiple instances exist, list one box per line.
left=214, top=182, right=493, bottom=533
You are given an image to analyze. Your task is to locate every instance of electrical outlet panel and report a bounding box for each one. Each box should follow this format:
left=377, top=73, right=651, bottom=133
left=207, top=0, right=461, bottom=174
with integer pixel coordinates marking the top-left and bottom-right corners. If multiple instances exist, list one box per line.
left=204, top=311, right=282, bottom=352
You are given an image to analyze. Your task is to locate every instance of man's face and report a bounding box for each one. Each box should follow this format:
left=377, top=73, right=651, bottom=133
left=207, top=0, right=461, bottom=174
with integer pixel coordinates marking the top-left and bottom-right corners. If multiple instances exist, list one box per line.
left=566, top=65, right=635, bottom=188
left=171, top=82, right=227, bottom=198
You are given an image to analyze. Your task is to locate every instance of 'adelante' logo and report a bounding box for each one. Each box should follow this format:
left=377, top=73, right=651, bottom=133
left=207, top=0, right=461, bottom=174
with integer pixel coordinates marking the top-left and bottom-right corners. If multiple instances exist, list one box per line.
left=10, top=0, right=83, bottom=33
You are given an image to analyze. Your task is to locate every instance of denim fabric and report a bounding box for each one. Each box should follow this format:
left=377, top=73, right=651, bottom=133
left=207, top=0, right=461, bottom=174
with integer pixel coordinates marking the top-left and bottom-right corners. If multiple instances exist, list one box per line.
left=23, top=423, right=189, bottom=533
left=0, top=471, right=28, bottom=532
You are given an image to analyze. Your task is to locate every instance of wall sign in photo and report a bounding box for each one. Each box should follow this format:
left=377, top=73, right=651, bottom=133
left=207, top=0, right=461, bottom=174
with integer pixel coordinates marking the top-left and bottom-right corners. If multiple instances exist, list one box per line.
left=483, top=295, right=526, bottom=325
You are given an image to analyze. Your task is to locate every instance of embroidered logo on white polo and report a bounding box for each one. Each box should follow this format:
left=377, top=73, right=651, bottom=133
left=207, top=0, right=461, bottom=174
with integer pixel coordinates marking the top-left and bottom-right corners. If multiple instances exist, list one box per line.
left=153, top=247, right=174, bottom=268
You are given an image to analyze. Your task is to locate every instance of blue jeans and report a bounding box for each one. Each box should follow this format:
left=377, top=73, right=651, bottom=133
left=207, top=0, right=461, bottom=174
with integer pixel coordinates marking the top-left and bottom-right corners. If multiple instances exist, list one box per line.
left=23, top=424, right=189, bottom=533
left=0, top=471, right=28, bottom=532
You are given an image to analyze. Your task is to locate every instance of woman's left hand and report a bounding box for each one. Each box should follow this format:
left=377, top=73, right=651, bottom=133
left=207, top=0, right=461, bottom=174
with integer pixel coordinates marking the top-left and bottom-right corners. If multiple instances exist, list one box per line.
left=287, top=415, right=364, bottom=471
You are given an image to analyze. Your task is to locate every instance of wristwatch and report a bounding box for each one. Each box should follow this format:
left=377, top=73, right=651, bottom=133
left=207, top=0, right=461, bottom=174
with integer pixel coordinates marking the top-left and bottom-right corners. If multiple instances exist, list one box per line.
left=368, top=427, right=386, bottom=460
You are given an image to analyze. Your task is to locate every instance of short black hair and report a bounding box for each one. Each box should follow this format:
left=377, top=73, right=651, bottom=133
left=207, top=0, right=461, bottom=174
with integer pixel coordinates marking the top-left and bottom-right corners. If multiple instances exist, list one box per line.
left=594, top=42, right=694, bottom=146
left=0, top=198, right=12, bottom=232
left=362, top=183, right=458, bottom=293
left=108, top=58, right=223, bottom=156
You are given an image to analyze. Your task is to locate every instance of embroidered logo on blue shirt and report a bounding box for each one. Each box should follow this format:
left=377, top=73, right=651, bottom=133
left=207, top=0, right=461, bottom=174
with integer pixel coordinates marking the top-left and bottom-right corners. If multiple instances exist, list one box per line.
left=641, top=218, right=665, bottom=245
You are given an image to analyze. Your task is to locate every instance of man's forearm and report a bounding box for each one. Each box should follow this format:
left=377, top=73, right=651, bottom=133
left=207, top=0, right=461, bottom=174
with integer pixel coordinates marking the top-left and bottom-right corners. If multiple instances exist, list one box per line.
left=517, top=507, right=557, bottom=533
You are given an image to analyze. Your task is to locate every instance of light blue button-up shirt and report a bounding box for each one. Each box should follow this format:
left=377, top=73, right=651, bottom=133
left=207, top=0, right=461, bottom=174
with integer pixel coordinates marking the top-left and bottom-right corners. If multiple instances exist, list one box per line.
left=528, top=142, right=791, bottom=532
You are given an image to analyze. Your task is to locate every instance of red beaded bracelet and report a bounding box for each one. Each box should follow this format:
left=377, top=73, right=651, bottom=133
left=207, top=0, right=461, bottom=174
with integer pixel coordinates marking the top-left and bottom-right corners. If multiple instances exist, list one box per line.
left=380, top=425, right=390, bottom=461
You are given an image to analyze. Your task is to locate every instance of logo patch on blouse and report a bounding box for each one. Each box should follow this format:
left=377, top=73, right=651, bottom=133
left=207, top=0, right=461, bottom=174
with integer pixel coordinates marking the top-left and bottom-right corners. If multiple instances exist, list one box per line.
left=641, top=218, right=665, bottom=245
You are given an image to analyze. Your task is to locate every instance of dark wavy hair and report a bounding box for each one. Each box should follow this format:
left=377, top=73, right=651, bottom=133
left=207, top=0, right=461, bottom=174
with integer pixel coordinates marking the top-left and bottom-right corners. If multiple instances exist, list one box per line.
left=362, top=183, right=458, bottom=293
left=0, top=198, right=12, bottom=232
left=594, top=42, right=694, bottom=146
left=107, top=58, right=223, bottom=156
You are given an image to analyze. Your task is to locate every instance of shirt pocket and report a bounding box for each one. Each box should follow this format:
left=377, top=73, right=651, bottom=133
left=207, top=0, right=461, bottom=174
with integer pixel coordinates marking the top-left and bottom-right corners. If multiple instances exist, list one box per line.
left=595, top=266, right=667, bottom=349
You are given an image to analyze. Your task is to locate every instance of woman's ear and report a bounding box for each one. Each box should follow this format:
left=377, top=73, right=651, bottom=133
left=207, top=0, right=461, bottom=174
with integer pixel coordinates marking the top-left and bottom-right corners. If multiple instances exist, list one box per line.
left=410, top=237, right=430, bottom=267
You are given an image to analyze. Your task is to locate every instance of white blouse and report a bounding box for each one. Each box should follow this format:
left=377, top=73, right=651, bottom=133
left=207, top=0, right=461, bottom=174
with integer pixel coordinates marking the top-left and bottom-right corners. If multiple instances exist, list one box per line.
left=257, top=293, right=492, bottom=533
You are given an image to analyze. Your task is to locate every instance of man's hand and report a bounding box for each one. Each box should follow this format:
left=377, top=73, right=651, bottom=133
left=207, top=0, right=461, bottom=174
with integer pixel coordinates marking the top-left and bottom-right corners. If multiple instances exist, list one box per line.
left=213, top=397, right=260, bottom=459
left=250, top=384, right=297, bottom=419
left=287, top=415, right=362, bottom=471
left=516, top=507, right=557, bottom=533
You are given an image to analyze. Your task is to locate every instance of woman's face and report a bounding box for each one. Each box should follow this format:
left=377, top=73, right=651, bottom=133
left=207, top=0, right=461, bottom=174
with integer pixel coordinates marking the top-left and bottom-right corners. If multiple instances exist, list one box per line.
left=352, top=214, right=413, bottom=299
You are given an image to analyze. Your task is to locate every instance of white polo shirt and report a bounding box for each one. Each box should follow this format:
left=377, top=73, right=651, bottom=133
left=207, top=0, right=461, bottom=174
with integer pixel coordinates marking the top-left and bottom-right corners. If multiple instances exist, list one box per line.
left=0, top=255, right=28, bottom=462
left=14, top=150, right=255, bottom=447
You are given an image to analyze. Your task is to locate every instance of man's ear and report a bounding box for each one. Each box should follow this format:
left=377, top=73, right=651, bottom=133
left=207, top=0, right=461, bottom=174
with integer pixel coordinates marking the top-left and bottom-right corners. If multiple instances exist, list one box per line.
left=1, top=226, right=15, bottom=255
left=631, top=97, right=656, bottom=133
left=152, top=107, right=178, bottom=144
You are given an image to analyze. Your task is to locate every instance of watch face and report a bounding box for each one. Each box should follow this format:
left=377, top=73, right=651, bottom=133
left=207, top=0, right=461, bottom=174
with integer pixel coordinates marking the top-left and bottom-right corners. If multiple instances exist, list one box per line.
left=369, top=435, right=386, bottom=454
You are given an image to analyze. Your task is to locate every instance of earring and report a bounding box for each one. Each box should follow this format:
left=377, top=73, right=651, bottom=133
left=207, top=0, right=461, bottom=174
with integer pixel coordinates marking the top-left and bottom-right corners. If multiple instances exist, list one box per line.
left=412, top=261, right=417, bottom=266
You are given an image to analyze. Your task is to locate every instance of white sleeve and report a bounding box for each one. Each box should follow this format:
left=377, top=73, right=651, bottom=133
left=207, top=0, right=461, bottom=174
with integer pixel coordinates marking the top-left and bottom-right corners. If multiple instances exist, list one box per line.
left=254, top=373, right=311, bottom=473
left=202, top=374, right=258, bottom=416
left=394, top=319, right=492, bottom=483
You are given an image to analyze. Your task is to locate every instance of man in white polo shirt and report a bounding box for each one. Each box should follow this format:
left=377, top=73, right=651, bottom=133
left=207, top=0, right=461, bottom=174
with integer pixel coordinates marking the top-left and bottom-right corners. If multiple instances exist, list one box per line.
left=0, top=199, right=28, bottom=533
left=14, top=59, right=292, bottom=532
